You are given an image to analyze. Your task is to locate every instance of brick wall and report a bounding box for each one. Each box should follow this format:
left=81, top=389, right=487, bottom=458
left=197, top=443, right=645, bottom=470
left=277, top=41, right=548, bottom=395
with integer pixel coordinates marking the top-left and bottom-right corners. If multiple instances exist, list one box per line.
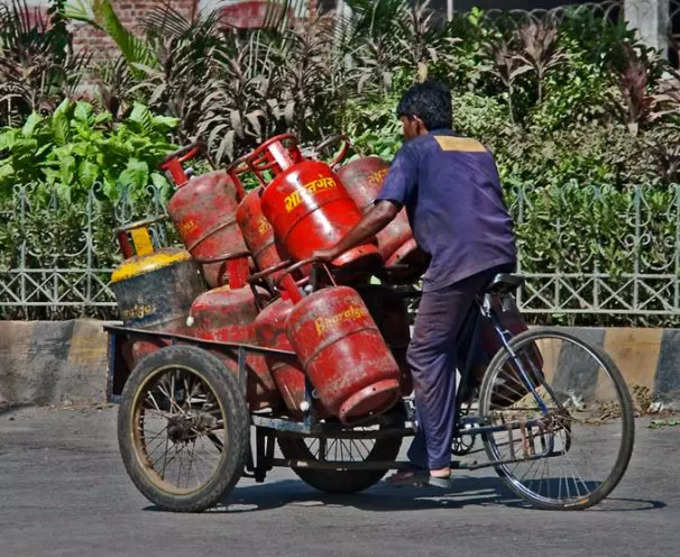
left=70, top=0, right=196, bottom=61
left=67, top=0, right=319, bottom=62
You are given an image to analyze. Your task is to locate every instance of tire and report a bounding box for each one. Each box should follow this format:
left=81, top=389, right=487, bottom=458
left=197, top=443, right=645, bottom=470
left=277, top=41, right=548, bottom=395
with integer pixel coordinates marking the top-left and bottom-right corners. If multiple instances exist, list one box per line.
left=479, top=328, right=634, bottom=511
left=118, top=345, right=249, bottom=512
left=278, top=422, right=403, bottom=494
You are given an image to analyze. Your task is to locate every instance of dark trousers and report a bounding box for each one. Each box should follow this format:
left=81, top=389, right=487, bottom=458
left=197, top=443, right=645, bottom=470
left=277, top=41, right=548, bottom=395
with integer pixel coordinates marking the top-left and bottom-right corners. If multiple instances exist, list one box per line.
left=406, top=265, right=509, bottom=470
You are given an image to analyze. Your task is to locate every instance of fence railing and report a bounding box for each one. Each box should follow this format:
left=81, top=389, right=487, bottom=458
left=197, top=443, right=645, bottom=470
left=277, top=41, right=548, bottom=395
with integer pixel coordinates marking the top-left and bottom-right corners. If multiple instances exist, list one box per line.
left=1, top=181, right=679, bottom=325
left=0, top=182, right=171, bottom=319
left=509, top=184, right=680, bottom=322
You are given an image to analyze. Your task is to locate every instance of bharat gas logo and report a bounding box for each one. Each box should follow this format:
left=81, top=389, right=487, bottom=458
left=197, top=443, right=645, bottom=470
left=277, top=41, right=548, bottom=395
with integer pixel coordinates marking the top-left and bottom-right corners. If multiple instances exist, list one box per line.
left=284, top=176, right=338, bottom=212
left=368, top=167, right=389, bottom=186
left=257, top=216, right=272, bottom=236
left=314, top=305, right=369, bottom=336
left=179, top=218, right=197, bottom=236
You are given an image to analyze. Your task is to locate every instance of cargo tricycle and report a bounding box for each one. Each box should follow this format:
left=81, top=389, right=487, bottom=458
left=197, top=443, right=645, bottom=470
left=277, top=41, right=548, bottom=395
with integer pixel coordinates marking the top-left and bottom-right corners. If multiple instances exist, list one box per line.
left=106, top=265, right=634, bottom=513
left=106, top=135, right=634, bottom=513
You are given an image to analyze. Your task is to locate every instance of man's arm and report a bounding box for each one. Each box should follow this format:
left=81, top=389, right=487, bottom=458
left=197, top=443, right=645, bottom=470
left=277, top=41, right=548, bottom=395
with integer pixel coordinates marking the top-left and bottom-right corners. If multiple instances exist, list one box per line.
left=313, top=200, right=400, bottom=263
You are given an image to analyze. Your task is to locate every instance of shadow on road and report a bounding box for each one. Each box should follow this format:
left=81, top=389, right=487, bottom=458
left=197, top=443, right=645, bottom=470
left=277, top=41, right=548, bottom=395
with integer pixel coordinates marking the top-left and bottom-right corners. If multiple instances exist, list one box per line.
left=143, top=475, right=665, bottom=514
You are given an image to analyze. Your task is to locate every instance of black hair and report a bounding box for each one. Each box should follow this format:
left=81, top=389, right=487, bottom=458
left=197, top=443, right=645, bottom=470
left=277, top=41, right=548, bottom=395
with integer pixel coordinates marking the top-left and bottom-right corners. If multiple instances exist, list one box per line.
left=396, top=80, right=452, bottom=131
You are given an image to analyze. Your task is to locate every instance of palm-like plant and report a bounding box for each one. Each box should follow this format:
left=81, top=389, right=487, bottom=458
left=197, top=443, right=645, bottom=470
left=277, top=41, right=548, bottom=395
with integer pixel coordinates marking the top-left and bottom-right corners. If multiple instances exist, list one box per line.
left=131, top=7, right=224, bottom=141
left=91, top=55, right=135, bottom=120
left=197, top=32, right=278, bottom=162
left=610, top=43, right=657, bottom=135
left=341, top=0, right=457, bottom=94
left=482, top=36, right=532, bottom=123
left=0, top=0, right=89, bottom=126
left=516, top=21, right=567, bottom=103
left=65, top=0, right=157, bottom=77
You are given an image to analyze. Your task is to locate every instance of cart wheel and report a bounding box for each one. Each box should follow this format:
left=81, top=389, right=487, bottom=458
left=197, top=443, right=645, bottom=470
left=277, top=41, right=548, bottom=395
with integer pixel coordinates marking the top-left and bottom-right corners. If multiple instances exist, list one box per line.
left=118, top=345, right=249, bottom=512
left=479, top=328, right=634, bottom=510
left=277, top=418, right=403, bottom=494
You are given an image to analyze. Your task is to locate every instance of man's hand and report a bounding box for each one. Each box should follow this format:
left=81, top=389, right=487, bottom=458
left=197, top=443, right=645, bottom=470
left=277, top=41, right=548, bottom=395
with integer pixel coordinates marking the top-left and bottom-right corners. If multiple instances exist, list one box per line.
left=312, top=246, right=341, bottom=263
left=310, top=202, right=399, bottom=265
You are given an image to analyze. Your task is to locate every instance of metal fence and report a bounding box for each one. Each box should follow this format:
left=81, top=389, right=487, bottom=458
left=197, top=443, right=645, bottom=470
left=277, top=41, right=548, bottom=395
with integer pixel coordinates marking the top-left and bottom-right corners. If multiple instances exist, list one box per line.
left=1, top=182, right=679, bottom=324
left=509, top=184, right=680, bottom=323
left=0, top=182, right=170, bottom=319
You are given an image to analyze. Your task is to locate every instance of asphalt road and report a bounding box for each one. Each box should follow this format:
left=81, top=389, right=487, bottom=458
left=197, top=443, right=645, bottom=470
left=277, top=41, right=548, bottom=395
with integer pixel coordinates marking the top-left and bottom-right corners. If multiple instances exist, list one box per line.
left=0, top=405, right=677, bottom=557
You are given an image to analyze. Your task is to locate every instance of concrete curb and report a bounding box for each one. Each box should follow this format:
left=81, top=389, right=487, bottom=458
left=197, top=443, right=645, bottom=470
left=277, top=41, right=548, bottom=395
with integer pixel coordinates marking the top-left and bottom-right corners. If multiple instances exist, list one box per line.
left=0, top=320, right=678, bottom=408
left=0, top=320, right=114, bottom=408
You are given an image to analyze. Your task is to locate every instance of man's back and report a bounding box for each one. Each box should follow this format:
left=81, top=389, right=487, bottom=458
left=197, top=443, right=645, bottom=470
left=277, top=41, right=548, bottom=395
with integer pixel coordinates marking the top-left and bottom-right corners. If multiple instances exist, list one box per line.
left=377, top=129, right=516, bottom=291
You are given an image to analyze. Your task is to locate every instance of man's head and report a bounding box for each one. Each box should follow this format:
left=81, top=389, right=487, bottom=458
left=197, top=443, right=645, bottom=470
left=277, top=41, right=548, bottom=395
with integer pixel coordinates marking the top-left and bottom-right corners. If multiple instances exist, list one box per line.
left=396, top=80, right=452, bottom=140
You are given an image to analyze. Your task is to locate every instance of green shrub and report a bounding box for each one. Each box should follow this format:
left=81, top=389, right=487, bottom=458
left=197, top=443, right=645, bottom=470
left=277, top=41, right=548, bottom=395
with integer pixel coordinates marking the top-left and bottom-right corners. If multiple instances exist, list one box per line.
left=0, top=99, right=177, bottom=204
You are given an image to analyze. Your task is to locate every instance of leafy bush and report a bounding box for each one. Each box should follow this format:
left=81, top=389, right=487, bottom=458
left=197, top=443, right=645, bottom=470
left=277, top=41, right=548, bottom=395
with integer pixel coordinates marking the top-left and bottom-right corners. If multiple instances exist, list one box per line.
left=0, top=99, right=177, bottom=203
left=3, top=0, right=680, bottom=325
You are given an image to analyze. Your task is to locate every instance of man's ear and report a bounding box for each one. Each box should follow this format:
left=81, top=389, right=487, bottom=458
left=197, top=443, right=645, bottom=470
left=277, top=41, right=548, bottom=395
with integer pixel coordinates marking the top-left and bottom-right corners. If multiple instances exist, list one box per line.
left=413, top=115, right=428, bottom=135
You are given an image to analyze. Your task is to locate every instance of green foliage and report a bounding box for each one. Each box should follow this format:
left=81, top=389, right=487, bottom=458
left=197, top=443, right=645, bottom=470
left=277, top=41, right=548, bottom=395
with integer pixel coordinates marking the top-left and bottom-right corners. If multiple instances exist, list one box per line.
left=0, top=99, right=177, bottom=203
left=0, top=0, right=89, bottom=127
left=2, top=1, right=680, bottom=325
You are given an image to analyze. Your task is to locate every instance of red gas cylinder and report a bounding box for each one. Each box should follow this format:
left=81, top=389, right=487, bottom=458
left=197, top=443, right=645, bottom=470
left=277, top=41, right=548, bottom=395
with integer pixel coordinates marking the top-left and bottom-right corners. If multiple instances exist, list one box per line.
left=237, top=134, right=381, bottom=278
left=254, top=297, right=317, bottom=417
left=336, top=156, right=428, bottom=280
left=186, top=284, right=280, bottom=410
left=161, top=142, right=248, bottom=288
left=235, top=188, right=286, bottom=279
left=285, top=285, right=401, bottom=423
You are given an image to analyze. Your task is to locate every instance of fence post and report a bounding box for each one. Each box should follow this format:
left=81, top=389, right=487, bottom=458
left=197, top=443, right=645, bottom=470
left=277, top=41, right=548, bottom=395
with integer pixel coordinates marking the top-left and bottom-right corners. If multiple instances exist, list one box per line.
left=624, top=0, right=670, bottom=55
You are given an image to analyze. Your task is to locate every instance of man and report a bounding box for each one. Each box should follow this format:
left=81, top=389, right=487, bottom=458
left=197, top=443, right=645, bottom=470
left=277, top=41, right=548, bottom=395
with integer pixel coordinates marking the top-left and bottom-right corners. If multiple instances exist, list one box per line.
left=313, top=80, right=517, bottom=487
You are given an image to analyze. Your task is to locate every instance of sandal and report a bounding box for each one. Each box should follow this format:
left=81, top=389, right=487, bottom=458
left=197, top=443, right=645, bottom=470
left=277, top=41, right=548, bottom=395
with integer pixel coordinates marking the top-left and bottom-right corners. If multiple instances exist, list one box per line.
left=387, top=469, right=452, bottom=489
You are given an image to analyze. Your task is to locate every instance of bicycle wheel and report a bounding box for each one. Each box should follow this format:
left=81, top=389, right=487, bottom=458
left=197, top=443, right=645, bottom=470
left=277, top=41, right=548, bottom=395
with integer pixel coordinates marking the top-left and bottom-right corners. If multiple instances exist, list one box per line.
left=479, top=328, right=634, bottom=510
left=278, top=420, right=403, bottom=493
left=118, top=345, right=249, bottom=512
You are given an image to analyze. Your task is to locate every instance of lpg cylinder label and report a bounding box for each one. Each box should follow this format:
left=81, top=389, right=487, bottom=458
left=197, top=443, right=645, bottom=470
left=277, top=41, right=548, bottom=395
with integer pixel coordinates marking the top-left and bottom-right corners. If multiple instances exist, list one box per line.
left=285, top=176, right=337, bottom=212
left=122, top=303, right=156, bottom=321
left=368, top=167, right=389, bottom=186
left=179, top=218, right=197, bottom=236
left=257, top=216, right=272, bottom=236
left=314, top=305, right=368, bottom=336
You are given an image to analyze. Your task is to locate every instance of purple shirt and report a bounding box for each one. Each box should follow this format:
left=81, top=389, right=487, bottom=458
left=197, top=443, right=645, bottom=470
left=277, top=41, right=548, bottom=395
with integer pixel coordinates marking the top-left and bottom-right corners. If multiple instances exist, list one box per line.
left=376, top=130, right=516, bottom=292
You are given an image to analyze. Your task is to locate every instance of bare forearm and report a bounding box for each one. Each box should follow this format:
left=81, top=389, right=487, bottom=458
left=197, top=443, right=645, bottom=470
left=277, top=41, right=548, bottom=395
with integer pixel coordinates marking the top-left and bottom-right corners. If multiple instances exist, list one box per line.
left=332, top=202, right=398, bottom=255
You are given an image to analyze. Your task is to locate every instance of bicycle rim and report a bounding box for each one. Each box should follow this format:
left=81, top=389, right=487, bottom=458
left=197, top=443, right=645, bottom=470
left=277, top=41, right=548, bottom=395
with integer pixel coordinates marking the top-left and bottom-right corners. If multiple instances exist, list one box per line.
left=479, top=328, right=634, bottom=510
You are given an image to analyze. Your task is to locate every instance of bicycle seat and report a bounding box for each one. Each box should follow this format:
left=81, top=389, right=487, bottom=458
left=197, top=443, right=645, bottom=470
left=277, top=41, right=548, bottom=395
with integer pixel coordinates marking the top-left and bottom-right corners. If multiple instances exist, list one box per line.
left=485, top=273, right=524, bottom=295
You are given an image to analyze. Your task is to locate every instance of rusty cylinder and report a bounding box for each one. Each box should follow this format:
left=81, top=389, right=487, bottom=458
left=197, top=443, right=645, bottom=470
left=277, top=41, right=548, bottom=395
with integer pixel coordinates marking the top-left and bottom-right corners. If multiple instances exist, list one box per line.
left=186, top=285, right=280, bottom=410
left=285, top=286, right=401, bottom=424
left=336, top=156, right=429, bottom=280
left=167, top=170, right=248, bottom=288
left=111, top=247, right=206, bottom=370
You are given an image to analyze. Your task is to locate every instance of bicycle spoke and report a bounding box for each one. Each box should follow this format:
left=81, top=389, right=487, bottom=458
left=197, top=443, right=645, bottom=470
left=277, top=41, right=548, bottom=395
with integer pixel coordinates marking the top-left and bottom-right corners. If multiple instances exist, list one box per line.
left=480, top=330, right=633, bottom=509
